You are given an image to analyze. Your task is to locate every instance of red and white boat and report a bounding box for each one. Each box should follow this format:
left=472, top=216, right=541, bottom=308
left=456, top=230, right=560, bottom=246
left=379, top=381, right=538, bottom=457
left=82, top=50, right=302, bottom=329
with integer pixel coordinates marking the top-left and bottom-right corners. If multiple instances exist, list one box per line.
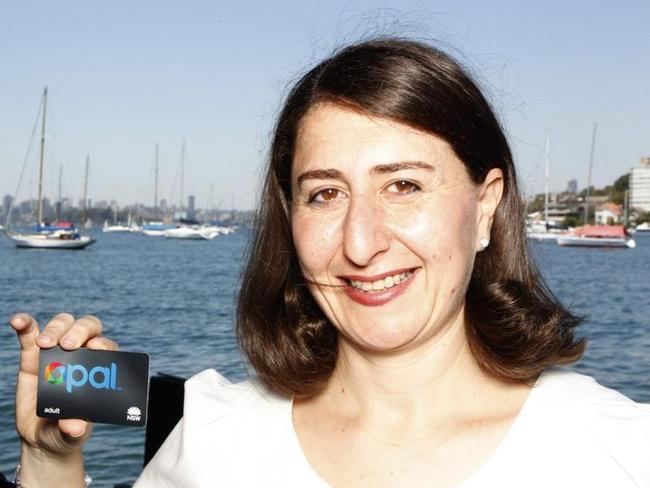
left=556, top=225, right=635, bottom=249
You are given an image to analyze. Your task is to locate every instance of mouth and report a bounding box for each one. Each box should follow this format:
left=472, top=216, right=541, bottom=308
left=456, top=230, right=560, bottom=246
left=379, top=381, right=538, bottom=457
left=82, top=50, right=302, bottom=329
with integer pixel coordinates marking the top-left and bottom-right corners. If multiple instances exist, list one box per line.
left=345, top=269, right=415, bottom=292
left=339, top=268, right=419, bottom=306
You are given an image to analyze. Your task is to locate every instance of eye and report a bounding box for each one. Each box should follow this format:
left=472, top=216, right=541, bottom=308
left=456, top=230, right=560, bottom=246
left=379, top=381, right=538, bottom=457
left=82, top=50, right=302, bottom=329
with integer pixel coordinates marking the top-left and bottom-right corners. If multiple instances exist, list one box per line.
left=386, top=180, right=421, bottom=194
left=309, top=188, right=344, bottom=205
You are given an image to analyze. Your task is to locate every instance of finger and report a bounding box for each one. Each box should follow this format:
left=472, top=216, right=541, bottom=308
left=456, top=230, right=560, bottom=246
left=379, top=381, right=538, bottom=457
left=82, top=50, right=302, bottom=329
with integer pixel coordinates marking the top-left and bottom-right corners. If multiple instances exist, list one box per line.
left=60, top=315, right=103, bottom=350
left=86, top=336, right=119, bottom=351
left=37, top=313, right=75, bottom=349
left=58, top=419, right=90, bottom=439
left=9, top=313, right=41, bottom=352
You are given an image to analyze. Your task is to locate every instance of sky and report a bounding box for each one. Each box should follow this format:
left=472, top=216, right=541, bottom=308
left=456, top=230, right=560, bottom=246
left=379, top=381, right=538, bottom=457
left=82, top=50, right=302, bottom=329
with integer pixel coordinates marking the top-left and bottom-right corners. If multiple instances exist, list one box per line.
left=1, top=1, right=648, bottom=211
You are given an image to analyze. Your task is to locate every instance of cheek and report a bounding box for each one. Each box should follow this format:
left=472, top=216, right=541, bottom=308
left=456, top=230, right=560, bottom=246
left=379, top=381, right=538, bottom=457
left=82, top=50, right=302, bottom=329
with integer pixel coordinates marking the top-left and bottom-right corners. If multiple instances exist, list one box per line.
left=388, top=195, right=477, bottom=257
left=292, top=211, right=341, bottom=275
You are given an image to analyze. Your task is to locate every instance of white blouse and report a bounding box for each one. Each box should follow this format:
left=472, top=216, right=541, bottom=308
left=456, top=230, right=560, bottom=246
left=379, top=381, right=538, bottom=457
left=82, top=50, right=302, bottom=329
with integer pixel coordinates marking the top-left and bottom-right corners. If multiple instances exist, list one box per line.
left=134, top=368, right=650, bottom=487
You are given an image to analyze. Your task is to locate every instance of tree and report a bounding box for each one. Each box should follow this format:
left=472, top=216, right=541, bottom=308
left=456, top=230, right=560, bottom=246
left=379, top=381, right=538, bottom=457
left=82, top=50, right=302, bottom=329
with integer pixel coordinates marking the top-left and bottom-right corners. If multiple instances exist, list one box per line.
left=526, top=194, right=545, bottom=214
left=613, top=173, right=629, bottom=192
left=634, top=211, right=650, bottom=224
left=610, top=173, right=629, bottom=205
left=564, top=215, right=583, bottom=228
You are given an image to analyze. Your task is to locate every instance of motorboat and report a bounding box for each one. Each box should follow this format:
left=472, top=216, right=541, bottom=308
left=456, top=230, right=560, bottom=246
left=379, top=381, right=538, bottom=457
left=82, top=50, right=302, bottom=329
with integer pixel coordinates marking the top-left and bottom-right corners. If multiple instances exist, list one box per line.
left=163, top=225, right=219, bottom=240
left=635, top=222, right=650, bottom=233
left=556, top=225, right=635, bottom=249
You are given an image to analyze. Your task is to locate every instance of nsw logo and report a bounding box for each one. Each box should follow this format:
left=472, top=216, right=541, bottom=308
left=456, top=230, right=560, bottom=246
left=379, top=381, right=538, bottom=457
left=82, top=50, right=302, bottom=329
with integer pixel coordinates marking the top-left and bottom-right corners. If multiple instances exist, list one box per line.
left=126, top=406, right=142, bottom=422
left=43, top=361, right=121, bottom=393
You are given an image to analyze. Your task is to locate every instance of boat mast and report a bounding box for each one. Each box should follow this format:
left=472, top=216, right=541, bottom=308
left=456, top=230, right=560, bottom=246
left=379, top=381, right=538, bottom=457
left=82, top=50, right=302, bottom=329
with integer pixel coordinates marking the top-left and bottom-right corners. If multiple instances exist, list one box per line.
left=57, top=165, right=62, bottom=221
left=583, top=123, right=598, bottom=224
left=82, top=155, right=89, bottom=228
left=180, top=139, right=185, bottom=215
left=544, top=132, right=550, bottom=225
left=37, top=87, right=48, bottom=224
left=154, top=142, right=159, bottom=220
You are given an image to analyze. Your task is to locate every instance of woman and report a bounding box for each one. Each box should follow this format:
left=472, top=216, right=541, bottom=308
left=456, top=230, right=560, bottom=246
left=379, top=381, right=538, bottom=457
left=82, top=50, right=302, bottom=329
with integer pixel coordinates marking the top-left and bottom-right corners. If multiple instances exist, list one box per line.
left=10, top=38, right=650, bottom=487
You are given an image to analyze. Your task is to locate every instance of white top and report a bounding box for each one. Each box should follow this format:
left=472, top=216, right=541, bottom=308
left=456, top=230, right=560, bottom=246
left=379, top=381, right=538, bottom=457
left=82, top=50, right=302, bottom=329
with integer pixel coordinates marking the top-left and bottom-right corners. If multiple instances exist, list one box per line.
left=134, top=368, right=650, bottom=487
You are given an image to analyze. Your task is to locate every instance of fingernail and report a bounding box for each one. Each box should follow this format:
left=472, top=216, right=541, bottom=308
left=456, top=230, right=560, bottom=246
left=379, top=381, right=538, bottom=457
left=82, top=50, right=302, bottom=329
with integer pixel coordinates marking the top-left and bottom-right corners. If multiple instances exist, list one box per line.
left=10, top=314, right=24, bottom=326
left=61, top=334, right=78, bottom=348
left=38, top=335, right=52, bottom=346
left=69, top=427, right=86, bottom=438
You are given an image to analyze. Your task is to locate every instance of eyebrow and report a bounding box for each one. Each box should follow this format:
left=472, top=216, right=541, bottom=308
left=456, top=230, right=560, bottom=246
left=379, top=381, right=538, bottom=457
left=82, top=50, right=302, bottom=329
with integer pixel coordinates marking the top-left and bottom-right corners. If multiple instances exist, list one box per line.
left=370, top=161, right=435, bottom=175
left=296, top=161, right=435, bottom=187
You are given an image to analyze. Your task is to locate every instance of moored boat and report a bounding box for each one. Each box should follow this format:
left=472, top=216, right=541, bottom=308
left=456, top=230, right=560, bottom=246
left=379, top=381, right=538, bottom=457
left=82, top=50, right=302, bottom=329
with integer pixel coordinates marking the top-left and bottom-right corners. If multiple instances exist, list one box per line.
left=5, top=88, right=95, bottom=250
left=635, top=222, right=650, bottom=233
left=527, top=231, right=560, bottom=243
left=141, top=222, right=172, bottom=237
left=163, top=225, right=219, bottom=240
left=556, top=225, right=635, bottom=249
left=103, top=221, right=131, bottom=233
left=11, top=230, right=95, bottom=249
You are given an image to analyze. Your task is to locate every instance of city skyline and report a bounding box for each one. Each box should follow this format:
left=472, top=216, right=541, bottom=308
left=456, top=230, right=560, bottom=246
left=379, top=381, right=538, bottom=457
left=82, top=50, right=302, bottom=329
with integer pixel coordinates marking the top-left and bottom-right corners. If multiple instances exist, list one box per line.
left=1, top=1, right=649, bottom=210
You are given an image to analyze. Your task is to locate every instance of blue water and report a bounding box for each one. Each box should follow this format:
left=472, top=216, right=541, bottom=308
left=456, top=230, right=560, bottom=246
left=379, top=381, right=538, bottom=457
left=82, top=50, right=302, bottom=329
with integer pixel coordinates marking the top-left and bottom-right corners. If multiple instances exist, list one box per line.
left=0, top=231, right=649, bottom=487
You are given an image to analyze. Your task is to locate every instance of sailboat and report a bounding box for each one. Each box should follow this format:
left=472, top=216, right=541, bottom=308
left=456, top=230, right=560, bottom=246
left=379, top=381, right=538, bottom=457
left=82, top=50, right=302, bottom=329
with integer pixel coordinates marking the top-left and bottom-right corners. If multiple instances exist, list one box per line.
left=556, top=124, right=635, bottom=249
left=141, top=142, right=173, bottom=237
left=6, top=88, right=95, bottom=249
left=162, top=140, right=218, bottom=240
left=527, top=132, right=562, bottom=242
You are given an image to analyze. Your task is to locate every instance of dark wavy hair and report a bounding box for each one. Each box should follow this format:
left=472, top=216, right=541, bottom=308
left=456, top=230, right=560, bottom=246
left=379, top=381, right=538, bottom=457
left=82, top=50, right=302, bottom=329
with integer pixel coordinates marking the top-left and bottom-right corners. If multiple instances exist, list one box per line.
left=237, top=38, right=585, bottom=397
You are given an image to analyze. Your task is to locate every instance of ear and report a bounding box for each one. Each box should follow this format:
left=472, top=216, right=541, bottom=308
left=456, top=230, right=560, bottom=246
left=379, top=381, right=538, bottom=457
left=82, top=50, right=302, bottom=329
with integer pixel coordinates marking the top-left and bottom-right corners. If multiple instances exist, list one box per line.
left=475, top=168, right=504, bottom=251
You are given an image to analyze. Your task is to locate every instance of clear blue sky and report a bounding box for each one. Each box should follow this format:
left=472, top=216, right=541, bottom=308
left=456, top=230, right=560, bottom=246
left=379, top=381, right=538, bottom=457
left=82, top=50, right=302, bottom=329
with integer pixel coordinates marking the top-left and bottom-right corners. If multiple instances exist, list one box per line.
left=1, top=0, right=648, bottom=210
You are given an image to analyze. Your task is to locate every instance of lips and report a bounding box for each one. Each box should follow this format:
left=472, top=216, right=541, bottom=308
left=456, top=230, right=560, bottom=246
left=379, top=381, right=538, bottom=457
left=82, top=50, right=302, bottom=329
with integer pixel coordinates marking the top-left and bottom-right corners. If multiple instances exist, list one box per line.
left=348, top=270, right=414, bottom=292
left=339, top=267, right=419, bottom=306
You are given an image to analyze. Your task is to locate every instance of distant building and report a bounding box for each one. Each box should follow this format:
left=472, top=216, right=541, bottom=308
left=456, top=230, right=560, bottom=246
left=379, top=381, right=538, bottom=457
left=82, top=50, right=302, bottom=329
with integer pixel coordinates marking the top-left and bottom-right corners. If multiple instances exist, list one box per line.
left=566, top=179, right=578, bottom=194
left=3, top=194, right=13, bottom=213
left=595, top=202, right=622, bottom=225
left=630, top=157, right=650, bottom=212
left=160, top=199, right=168, bottom=212
left=188, top=195, right=196, bottom=220
left=20, top=200, right=34, bottom=213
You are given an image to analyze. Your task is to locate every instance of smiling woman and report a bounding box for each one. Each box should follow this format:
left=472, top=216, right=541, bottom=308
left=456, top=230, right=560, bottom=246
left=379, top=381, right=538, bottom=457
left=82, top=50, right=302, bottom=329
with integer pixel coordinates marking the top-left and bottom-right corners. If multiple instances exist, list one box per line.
left=9, top=38, right=650, bottom=488
left=237, top=38, right=585, bottom=398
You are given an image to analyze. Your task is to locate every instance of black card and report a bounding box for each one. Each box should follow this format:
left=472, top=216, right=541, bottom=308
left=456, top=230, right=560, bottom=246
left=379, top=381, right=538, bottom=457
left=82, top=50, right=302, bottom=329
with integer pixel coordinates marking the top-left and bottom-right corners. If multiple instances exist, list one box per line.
left=37, top=347, right=150, bottom=427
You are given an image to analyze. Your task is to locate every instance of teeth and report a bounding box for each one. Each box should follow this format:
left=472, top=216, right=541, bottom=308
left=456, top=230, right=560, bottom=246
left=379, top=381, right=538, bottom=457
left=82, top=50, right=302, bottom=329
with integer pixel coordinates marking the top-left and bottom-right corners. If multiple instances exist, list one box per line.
left=348, top=271, right=413, bottom=292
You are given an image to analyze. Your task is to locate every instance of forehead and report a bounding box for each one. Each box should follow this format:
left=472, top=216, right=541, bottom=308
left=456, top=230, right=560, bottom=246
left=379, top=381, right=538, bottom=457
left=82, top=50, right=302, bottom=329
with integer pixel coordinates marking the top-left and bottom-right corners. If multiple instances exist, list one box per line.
left=292, top=103, right=465, bottom=178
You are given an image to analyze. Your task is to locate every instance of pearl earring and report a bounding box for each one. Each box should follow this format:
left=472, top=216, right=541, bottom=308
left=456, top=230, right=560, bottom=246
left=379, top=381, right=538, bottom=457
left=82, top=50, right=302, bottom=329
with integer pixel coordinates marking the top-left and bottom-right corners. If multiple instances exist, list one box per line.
left=479, top=238, right=489, bottom=250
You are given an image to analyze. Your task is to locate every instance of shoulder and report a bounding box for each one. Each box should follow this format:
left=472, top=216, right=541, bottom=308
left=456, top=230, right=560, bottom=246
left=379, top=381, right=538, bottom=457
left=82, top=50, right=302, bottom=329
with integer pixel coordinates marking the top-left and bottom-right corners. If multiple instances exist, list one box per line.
left=532, top=367, right=650, bottom=485
left=134, top=369, right=297, bottom=488
left=182, top=368, right=289, bottom=421
left=536, top=367, right=650, bottom=418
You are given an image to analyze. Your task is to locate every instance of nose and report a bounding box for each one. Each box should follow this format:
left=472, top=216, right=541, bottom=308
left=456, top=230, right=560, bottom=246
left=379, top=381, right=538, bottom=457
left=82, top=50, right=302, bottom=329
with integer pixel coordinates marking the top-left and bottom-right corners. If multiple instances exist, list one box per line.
left=342, top=195, right=391, bottom=266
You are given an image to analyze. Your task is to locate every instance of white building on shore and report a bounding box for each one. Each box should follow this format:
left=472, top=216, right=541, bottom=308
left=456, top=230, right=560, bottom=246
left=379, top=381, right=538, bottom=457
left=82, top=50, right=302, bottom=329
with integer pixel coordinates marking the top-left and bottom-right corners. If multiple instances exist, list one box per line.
left=630, top=157, right=650, bottom=212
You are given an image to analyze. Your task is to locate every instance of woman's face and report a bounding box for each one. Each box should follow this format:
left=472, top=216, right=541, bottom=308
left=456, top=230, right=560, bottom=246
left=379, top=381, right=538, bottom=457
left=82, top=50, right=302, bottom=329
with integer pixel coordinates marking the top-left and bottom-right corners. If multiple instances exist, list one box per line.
left=290, top=103, right=502, bottom=353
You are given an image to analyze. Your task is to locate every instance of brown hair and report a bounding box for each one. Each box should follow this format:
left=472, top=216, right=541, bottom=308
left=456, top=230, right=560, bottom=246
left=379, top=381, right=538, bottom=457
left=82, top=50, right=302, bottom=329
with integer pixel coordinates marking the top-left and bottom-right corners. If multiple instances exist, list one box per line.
left=237, top=38, right=585, bottom=397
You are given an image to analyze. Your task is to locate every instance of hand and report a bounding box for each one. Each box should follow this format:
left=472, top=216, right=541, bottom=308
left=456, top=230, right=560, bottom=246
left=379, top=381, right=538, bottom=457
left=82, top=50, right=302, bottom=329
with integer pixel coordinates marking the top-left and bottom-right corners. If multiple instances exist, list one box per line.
left=10, top=312, right=118, bottom=484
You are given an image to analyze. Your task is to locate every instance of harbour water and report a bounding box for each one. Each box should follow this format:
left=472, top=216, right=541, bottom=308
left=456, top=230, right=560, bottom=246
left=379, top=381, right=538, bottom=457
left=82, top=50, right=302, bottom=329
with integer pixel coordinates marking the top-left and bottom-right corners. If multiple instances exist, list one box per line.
left=0, top=231, right=648, bottom=486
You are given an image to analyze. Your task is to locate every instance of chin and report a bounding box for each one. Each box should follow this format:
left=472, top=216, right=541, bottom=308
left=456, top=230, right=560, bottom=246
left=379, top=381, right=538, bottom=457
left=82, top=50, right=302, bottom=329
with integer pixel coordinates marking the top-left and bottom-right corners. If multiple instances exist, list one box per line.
left=341, top=320, right=425, bottom=353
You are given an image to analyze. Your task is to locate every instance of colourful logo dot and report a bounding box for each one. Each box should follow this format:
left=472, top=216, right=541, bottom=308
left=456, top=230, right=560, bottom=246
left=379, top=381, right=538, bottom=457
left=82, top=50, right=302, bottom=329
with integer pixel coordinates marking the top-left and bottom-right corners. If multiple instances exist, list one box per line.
left=44, top=361, right=65, bottom=385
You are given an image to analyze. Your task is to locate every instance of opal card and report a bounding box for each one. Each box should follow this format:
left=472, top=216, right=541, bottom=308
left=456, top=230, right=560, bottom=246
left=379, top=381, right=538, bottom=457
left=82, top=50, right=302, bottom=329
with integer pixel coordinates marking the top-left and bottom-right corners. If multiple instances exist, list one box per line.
left=37, top=347, right=150, bottom=427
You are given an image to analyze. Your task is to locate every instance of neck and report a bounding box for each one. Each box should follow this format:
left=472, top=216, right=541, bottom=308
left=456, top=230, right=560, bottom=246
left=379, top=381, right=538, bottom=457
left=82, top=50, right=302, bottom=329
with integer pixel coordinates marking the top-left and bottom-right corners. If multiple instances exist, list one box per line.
left=321, top=309, right=501, bottom=436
